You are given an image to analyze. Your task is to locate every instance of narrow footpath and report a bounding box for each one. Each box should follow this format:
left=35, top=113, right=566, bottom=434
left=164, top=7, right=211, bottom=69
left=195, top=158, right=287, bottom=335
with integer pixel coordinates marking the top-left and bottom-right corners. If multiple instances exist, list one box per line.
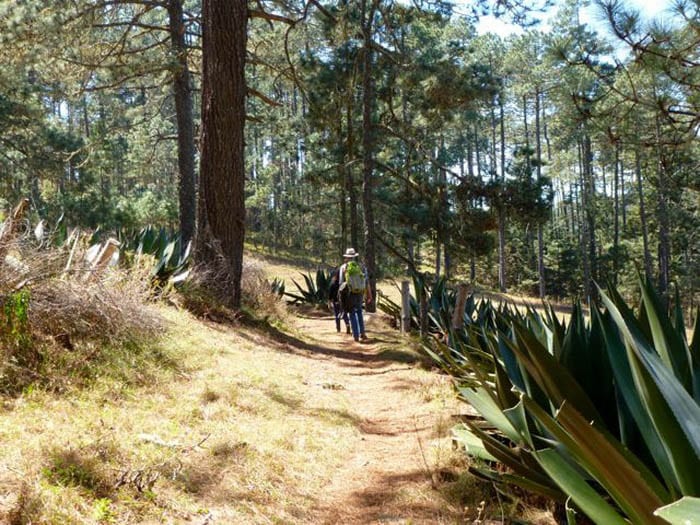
left=289, top=311, right=468, bottom=524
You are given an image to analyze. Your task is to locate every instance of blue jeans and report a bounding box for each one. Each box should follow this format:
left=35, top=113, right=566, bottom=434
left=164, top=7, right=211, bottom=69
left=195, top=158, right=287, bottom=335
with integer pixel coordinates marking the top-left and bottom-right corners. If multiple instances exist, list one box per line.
left=332, top=301, right=349, bottom=331
left=347, top=300, right=365, bottom=340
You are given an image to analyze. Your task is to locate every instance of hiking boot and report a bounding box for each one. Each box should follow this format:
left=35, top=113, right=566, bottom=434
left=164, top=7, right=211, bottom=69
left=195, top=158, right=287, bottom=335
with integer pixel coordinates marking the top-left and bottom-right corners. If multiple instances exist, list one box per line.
left=346, top=326, right=351, bottom=335
left=360, top=334, right=368, bottom=341
left=353, top=336, right=359, bottom=342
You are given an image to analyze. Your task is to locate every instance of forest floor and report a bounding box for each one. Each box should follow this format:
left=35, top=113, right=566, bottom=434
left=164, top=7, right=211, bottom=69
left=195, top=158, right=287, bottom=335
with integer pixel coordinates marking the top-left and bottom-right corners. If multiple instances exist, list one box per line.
left=0, top=253, right=556, bottom=524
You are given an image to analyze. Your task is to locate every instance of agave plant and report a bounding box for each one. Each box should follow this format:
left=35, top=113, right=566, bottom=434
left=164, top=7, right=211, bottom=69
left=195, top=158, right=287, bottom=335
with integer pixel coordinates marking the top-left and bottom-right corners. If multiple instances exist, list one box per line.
left=428, top=279, right=700, bottom=524
left=270, top=277, right=285, bottom=297
left=284, top=269, right=332, bottom=306
left=120, top=226, right=191, bottom=286
left=376, top=274, right=458, bottom=331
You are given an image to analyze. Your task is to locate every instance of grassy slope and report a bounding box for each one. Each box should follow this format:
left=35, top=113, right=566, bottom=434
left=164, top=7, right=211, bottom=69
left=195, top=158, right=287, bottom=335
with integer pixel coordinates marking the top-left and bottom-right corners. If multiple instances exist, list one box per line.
left=1, top=305, right=369, bottom=523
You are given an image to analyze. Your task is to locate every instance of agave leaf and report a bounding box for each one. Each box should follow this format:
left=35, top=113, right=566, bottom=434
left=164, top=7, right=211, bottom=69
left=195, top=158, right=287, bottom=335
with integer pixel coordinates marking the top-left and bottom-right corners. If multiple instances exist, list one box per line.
left=600, top=288, right=700, bottom=492
left=150, top=240, right=176, bottom=278
left=137, top=226, right=155, bottom=255
left=167, top=237, right=182, bottom=267
left=169, top=269, right=190, bottom=285
left=502, top=397, right=536, bottom=449
left=302, top=273, right=316, bottom=295
left=284, top=293, right=307, bottom=304
left=525, top=398, right=668, bottom=525
left=493, top=354, right=520, bottom=410
left=451, top=424, right=497, bottom=462
left=596, top=308, right=680, bottom=495
left=556, top=400, right=671, bottom=506
left=496, top=331, right=527, bottom=393
left=467, top=464, right=565, bottom=502
left=509, top=322, right=603, bottom=424
left=638, top=278, right=693, bottom=392
left=690, top=309, right=700, bottom=400
left=534, top=449, right=630, bottom=525
left=653, top=497, right=700, bottom=525
left=179, top=239, right=192, bottom=266
left=672, top=287, right=687, bottom=344
left=291, top=278, right=309, bottom=297
left=458, top=387, right=520, bottom=443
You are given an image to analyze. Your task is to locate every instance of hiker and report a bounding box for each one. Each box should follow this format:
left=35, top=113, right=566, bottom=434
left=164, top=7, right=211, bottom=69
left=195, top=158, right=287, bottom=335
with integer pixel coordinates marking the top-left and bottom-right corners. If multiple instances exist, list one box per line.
left=328, top=266, right=350, bottom=334
left=338, top=247, right=372, bottom=342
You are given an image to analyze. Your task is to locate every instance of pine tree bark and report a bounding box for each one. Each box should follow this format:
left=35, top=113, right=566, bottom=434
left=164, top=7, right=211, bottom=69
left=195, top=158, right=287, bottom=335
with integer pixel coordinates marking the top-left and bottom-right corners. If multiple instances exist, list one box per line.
left=346, top=95, right=360, bottom=250
left=635, top=148, right=653, bottom=282
left=583, top=133, right=597, bottom=297
left=196, top=0, right=247, bottom=308
left=360, top=0, right=378, bottom=312
left=654, top=114, right=671, bottom=298
left=168, top=0, right=196, bottom=250
left=535, top=89, right=546, bottom=298
left=577, top=139, right=591, bottom=301
left=613, top=142, right=620, bottom=285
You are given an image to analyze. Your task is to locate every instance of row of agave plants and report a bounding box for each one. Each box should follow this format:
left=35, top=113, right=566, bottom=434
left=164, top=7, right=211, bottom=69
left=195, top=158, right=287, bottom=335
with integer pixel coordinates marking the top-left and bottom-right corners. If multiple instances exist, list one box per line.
left=418, top=277, right=699, bottom=524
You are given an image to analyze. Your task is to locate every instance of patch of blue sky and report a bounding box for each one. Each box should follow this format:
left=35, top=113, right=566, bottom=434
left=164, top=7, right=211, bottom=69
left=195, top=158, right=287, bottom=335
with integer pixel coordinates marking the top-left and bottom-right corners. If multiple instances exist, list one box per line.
left=472, top=0, right=676, bottom=38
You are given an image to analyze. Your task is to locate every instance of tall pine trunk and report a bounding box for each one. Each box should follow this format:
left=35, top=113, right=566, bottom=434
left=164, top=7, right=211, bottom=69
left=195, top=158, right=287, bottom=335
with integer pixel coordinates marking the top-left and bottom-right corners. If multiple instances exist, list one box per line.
left=654, top=114, right=671, bottom=298
left=635, top=148, right=653, bottom=282
left=613, top=142, right=620, bottom=285
left=196, top=0, right=247, bottom=308
left=168, top=0, right=196, bottom=250
left=361, top=0, right=377, bottom=311
left=535, top=89, right=545, bottom=298
left=346, top=93, right=360, bottom=251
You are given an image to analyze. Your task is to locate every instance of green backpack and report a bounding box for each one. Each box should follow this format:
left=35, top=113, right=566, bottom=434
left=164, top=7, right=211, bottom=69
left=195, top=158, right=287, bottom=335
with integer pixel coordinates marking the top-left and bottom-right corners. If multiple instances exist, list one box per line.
left=345, top=261, right=365, bottom=294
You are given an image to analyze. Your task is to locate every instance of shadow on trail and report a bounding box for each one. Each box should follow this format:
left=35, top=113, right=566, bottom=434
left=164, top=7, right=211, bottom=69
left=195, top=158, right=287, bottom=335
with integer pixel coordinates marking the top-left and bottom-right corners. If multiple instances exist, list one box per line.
left=320, top=468, right=466, bottom=524
left=236, top=321, right=419, bottom=369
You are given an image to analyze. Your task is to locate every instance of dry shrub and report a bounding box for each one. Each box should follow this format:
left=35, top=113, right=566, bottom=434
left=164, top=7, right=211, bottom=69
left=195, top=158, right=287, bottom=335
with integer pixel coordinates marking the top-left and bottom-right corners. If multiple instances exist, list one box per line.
left=29, top=266, right=161, bottom=344
left=1, top=231, right=162, bottom=393
left=241, top=258, right=287, bottom=320
left=178, top=256, right=286, bottom=323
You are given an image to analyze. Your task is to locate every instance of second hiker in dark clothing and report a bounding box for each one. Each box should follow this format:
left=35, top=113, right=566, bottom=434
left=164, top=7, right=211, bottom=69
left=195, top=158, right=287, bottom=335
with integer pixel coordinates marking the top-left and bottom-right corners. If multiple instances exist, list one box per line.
left=338, top=247, right=372, bottom=342
left=329, top=267, right=350, bottom=333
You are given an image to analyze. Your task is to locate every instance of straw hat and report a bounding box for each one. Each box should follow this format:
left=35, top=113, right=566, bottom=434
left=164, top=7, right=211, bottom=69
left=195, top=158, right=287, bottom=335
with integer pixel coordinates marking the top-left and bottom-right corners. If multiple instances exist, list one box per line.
left=343, top=248, right=359, bottom=258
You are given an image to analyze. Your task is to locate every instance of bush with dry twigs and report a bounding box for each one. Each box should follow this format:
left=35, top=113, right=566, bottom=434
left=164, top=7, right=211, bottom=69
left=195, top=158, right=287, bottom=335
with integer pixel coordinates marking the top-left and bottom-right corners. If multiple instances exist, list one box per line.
left=0, top=202, right=162, bottom=393
left=176, top=256, right=287, bottom=324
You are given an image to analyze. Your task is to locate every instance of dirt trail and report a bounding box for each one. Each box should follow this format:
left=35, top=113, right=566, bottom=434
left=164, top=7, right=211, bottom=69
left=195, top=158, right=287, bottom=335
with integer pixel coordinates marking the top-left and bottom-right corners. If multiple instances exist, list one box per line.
left=289, top=310, right=466, bottom=524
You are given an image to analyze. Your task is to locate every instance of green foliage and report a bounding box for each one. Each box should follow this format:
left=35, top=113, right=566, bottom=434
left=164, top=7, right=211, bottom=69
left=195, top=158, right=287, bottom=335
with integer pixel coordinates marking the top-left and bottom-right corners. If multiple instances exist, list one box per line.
left=270, top=277, right=285, bottom=297
left=42, top=448, right=111, bottom=497
left=120, top=225, right=191, bottom=286
left=284, top=269, right=332, bottom=306
left=2, top=289, right=31, bottom=349
left=0, top=289, right=40, bottom=392
left=654, top=497, right=700, bottom=525
left=428, top=279, right=700, bottom=524
left=93, top=497, right=116, bottom=523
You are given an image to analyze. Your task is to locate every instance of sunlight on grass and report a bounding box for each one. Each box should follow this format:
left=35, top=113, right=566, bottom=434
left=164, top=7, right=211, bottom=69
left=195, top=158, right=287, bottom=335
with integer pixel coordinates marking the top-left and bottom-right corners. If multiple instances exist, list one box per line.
left=0, top=306, right=360, bottom=523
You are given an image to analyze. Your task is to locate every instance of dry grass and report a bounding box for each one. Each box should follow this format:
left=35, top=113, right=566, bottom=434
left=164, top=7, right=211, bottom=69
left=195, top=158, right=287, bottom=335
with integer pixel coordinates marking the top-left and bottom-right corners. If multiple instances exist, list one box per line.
left=1, top=233, right=162, bottom=394
left=0, top=306, right=361, bottom=524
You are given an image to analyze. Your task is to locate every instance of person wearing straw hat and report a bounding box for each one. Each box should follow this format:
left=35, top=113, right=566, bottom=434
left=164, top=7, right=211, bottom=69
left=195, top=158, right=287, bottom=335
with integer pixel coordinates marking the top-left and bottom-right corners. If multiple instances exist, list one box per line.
left=338, top=247, right=372, bottom=342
